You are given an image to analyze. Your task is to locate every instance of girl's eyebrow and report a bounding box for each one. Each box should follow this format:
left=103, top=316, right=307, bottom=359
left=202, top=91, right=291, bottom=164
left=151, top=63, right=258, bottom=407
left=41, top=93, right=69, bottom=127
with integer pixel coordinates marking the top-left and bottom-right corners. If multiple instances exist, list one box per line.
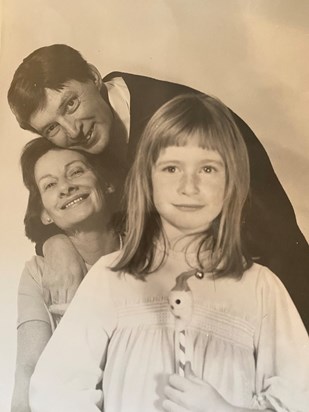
left=156, top=158, right=224, bottom=167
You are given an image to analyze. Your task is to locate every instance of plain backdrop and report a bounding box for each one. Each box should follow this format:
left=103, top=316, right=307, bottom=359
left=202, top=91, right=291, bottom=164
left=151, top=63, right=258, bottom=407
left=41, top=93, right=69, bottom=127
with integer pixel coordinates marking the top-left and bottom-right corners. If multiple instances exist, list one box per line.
left=0, top=1, right=308, bottom=410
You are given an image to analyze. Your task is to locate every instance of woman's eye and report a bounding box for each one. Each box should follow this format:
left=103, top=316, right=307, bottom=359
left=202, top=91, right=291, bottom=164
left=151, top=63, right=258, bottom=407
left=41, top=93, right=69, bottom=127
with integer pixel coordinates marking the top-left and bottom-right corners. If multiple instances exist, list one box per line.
left=70, top=168, right=84, bottom=177
left=66, top=97, right=79, bottom=113
left=44, top=182, right=56, bottom=191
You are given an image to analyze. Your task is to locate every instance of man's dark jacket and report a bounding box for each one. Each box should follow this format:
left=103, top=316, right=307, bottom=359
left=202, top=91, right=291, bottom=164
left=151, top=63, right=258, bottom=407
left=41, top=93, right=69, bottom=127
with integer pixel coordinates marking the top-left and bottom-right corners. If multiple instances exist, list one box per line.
left=42, top=71, right=309, bottom=329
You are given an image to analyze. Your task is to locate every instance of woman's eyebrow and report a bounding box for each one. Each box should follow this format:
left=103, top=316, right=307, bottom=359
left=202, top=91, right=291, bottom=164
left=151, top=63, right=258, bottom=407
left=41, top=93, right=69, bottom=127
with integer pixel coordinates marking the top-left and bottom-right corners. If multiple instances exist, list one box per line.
left=37, top=173, right=54, bottom=183
left=64, top=160, right=88, bottom=171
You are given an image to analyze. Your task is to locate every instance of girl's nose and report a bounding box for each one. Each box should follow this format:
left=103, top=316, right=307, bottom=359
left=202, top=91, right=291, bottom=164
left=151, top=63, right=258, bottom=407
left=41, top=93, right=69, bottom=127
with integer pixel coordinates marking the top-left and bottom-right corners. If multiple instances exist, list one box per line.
left=179, top=173, right=199, bottom=195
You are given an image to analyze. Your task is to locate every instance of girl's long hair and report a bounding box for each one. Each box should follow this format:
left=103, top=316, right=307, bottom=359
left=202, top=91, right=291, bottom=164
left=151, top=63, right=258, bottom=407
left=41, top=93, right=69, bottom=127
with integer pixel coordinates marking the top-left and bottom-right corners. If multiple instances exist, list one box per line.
left=114, top=93, right=252, bottom=279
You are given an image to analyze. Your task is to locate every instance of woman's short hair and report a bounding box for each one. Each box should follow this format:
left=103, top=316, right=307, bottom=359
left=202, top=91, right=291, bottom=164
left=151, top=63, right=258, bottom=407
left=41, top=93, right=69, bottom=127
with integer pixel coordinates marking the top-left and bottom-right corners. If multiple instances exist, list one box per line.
left=8, top=44, right=94, bottom=132
left=114, top=93, right=251, bottom=278
left=20, top=137, right=118, bottom=244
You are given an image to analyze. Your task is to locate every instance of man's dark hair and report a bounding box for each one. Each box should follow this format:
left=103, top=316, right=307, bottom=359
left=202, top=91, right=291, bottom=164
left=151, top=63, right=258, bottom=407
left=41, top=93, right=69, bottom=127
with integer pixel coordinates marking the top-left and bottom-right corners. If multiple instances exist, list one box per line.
left=8, top=44, right=94, bottom=132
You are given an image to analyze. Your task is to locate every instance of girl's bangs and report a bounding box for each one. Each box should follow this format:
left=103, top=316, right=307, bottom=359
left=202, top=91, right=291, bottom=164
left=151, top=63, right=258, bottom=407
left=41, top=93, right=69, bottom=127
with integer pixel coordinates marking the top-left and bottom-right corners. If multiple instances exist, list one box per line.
left=151, top=125, right=223, bottom=163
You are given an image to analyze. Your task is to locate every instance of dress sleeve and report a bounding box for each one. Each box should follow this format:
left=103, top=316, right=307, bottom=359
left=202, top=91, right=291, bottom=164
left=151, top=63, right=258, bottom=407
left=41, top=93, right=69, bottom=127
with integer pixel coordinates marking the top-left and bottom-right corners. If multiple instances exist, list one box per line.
left=18, top=257, right=51, bottom=328
left=29, top=258, right=117, bottom=412
left=252, top=266, right=309, bottom=411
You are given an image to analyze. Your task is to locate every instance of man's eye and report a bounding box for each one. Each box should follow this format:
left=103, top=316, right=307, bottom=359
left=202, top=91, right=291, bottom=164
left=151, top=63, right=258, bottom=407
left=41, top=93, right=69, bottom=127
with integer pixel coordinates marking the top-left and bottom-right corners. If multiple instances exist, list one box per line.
left=45, top=124, right=59, bottom=137
left=66, top=98, right=79, bottom=113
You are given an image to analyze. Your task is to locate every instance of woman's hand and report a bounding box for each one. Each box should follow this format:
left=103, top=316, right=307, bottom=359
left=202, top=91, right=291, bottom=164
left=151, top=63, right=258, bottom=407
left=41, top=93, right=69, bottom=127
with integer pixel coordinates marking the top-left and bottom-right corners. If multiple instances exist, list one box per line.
left=42, top=234, right=87, bottom=308
left=163, top=363, right=235, bottom=412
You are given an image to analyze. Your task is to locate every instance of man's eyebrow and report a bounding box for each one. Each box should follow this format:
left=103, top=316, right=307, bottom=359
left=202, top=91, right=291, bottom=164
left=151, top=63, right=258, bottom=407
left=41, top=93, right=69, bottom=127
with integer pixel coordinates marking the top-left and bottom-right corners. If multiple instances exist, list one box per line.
left=58, top=91, right=76, bottom=112
left=37, top=92, right=75, bottom=135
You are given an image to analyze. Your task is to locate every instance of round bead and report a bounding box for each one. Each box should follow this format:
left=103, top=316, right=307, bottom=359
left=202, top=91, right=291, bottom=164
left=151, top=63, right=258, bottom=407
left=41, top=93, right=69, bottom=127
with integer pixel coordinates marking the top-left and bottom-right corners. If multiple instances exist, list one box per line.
left=195, top=270, right=204, bottom=279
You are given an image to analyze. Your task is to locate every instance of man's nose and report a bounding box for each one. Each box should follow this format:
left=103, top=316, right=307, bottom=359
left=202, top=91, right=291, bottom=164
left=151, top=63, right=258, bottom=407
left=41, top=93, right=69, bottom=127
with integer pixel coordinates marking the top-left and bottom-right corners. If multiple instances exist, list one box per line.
left=179, top=173, right=199, bottom=195
left=60, top=118, right=83, bottom=141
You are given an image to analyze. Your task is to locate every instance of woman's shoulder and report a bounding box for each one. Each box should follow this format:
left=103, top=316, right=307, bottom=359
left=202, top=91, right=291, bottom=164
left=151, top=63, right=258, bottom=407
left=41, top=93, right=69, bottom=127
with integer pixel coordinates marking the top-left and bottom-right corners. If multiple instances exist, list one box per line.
left=20, top=255, right=45, bottom=287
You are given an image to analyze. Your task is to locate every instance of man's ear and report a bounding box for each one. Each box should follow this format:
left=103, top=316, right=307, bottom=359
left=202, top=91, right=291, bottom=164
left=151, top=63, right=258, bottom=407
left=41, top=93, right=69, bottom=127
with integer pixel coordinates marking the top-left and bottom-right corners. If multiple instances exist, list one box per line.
left=88, top=64, right=102, bottom=90
left=41, top=209, right=53, bottom=225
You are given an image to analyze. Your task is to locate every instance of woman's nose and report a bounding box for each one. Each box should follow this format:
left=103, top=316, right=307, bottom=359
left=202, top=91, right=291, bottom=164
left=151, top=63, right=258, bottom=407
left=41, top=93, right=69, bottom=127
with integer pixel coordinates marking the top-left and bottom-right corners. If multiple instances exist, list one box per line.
left=179, top=173, right=199, bottom=195
left=58, top=178, right=78, bottom=196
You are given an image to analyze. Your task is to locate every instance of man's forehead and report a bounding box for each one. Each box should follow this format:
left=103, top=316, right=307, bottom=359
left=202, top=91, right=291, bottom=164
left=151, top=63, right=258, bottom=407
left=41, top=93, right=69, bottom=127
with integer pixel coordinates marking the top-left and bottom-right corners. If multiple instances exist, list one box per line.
left=29, top=84, right=76, bottom=130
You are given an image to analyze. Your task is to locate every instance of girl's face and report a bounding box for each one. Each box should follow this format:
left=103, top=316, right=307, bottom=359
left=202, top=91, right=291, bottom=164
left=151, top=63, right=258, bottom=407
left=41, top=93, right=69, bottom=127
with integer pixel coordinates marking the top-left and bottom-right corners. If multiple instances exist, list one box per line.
left=34, top=149, right=106, bottom=231
left=151, top=144, right=226, bottom=240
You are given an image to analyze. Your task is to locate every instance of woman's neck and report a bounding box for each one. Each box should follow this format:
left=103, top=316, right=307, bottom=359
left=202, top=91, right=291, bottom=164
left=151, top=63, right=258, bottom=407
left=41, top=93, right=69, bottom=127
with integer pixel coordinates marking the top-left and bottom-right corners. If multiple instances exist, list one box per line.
left=67, top=222, right=120, bottom=266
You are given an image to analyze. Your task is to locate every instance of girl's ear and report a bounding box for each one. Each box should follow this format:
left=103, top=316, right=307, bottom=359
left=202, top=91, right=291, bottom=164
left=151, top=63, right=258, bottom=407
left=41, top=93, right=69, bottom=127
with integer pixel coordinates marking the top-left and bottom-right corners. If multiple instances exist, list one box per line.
left=88, top=64, right=102, bottom=90
left=41, top=209, right=53, bottom=225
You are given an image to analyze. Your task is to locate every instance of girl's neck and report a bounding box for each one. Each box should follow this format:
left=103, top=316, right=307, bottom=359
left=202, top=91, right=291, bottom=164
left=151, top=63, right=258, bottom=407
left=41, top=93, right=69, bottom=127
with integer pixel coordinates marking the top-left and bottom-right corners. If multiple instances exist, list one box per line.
left=66, top=219, right=120, bottom=266
left=164, top=232, right=212, bottom=254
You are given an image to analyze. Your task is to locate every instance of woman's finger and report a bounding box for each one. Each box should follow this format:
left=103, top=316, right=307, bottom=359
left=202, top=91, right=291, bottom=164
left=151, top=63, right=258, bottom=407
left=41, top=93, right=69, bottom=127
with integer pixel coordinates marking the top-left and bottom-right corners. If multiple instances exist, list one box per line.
left=43, top=287, right=51, bottom=306
left=57, top=288, right=68, bottom=305
left=49, top=303, right=68, bottom=316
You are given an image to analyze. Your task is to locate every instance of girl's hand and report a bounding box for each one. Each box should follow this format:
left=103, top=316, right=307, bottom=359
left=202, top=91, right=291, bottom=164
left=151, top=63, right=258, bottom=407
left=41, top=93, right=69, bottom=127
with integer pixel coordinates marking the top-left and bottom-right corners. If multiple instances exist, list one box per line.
left=163, top=363, right=235, bottom=412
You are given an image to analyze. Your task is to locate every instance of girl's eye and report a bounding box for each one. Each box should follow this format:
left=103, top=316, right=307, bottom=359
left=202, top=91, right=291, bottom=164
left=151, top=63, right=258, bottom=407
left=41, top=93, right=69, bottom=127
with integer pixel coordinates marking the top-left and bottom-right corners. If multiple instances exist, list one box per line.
left=66, top=97, right=79, bottom=113
left=163, top=166, right=178, bottom=173
left=202, top=166, right=214, bottom=174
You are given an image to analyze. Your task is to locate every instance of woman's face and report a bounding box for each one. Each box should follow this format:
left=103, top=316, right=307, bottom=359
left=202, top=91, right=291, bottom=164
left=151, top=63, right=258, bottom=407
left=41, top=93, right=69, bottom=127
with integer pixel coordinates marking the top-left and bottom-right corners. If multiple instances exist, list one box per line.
left=34, top=149, right=106, bottom=231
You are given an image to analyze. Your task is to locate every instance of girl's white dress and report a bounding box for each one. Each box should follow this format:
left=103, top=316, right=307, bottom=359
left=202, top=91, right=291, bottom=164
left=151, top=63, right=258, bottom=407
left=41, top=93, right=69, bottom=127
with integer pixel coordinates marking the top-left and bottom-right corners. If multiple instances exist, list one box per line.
left=30, top=250, right=309, bottom=412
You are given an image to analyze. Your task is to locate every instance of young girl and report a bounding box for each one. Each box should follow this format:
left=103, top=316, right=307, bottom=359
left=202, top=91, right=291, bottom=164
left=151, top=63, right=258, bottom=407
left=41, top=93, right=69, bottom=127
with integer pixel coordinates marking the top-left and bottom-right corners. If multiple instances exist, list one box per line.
left=29, top=94, right=309, bottom=412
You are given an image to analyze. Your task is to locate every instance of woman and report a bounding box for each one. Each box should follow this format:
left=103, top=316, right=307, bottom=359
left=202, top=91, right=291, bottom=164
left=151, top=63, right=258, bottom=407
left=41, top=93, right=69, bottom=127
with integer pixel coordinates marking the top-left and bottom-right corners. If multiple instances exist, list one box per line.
left=11, top=138, right=121, bottom=412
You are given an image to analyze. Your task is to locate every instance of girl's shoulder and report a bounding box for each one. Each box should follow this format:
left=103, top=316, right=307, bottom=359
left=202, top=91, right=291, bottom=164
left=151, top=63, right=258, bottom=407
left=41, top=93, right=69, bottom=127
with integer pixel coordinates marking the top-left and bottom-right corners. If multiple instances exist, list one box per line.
left=92, top=250, right=123, bottom=269
left=242, top=262, right=289, bottom=295
left=82, top=250, right=124, bottom=285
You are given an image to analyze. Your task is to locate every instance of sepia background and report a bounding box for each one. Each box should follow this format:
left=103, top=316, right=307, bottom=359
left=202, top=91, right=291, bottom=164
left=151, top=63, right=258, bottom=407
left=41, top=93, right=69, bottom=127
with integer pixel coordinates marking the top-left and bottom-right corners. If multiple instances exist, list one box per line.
left=0, top=0, right=308, bottom=410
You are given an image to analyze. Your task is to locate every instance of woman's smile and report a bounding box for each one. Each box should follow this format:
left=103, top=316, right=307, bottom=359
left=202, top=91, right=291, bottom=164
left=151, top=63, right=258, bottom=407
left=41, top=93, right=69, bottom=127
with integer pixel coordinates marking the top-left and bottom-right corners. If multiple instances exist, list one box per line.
left=60, top=193, right=90, bottom=210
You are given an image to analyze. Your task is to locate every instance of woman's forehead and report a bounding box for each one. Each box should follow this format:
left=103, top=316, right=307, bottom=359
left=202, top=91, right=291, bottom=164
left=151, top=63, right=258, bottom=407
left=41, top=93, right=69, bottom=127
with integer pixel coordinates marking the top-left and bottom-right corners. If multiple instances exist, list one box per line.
left=34, top=149, right=88, bottom=178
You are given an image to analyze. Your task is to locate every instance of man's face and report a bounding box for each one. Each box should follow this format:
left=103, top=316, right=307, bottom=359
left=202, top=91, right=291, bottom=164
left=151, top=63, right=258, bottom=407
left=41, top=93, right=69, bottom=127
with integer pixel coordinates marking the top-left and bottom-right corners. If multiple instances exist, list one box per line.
left=29, top=80, right=114, bottom=154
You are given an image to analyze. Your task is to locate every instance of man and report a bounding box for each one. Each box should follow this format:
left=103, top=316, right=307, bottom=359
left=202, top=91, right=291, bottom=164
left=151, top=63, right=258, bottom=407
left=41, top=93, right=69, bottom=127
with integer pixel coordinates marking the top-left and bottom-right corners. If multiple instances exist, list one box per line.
left=8, top=44, right=309, bottom=329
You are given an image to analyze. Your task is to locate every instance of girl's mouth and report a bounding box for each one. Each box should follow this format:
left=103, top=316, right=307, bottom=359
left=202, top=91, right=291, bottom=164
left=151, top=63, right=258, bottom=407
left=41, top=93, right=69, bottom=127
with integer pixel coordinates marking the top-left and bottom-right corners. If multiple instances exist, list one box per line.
left=173, top=204, right=204, bottom=212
